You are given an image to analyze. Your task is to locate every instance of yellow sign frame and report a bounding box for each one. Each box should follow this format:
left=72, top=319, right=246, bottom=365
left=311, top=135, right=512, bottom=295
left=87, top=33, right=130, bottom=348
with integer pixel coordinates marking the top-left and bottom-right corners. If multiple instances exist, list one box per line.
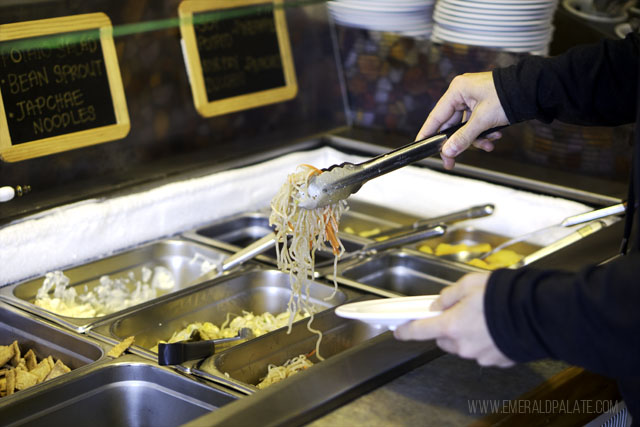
left=0, top=13, right=130, bottom=162
left=179, top=0, right=298, bottom=117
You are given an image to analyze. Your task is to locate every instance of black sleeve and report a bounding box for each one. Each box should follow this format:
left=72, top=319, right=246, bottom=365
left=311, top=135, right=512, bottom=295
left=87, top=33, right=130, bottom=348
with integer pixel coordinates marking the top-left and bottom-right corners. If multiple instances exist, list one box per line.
left=484, top=252, right=640, bottom=378
left=492, top=33, right=640, bottom=126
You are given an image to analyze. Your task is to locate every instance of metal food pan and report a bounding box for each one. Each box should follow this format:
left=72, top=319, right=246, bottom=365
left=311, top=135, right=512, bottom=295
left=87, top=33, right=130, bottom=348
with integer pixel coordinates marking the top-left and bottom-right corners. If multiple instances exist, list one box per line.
left=89, top=269, right=356, bottom=363
left=415, top=226, right=542, bottom=265
left=183, top=212, right=364, bottom=265
left=0, top=239, right=230, bottom=333
left=0, top=301, right=105, bottom=402
left=192, top=305, right=386, bottom=394
left=339, top=200, right=415, bottom=237
left=186, top=212, right=274, bottom=249
left=0, top=355, right=239, bottom=427
left=338, top=202, right=544, bottom=269
left=330, top=249, right=476, bottom=298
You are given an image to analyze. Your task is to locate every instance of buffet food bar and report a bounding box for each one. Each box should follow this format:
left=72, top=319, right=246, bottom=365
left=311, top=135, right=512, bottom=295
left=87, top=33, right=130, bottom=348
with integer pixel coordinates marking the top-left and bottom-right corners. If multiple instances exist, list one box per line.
left=0, top=143, right=623, bottom=424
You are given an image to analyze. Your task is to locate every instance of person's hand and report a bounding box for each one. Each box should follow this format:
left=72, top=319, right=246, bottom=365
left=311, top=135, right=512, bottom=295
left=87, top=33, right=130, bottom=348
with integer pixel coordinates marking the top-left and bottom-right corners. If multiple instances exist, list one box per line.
left=394, top=272, right=514, bottom=368
left=417, top=71, right=510, bottom=170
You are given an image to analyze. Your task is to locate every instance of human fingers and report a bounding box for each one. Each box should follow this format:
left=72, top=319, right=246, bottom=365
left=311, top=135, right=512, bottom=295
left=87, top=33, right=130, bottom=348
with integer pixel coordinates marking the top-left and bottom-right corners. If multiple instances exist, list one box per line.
left=441, top=155, right=456, bottom=170
left=431, top=272, right=489, bottom=311
left=477, top=353, right=515, bottom=368
left=416, top=72, right=481, bottom=141
left=436, top=337, right=458, bottom=354
left=431, top=282, right=467, bottom=312
left=471, top=138, right=495, bottom=152
left=393, top=314, right=447, bottom=341
left=441, top=115, right=493, bottom=159
left=440, top=120, right=504, bottom=168
left=471, top=131, right=502, bottom=152
left=416, top=96, right=462, bottom=141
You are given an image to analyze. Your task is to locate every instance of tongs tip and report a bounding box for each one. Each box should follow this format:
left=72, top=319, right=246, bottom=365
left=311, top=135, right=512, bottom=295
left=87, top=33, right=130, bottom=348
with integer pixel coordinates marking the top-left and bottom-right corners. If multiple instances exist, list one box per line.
left=298, top=163, right=359, bottom=210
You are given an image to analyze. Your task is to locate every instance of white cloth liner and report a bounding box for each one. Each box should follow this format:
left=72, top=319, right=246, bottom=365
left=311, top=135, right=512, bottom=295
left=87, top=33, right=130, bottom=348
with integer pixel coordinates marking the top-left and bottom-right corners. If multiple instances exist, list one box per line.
left=0, top=146, right=592, bottom=286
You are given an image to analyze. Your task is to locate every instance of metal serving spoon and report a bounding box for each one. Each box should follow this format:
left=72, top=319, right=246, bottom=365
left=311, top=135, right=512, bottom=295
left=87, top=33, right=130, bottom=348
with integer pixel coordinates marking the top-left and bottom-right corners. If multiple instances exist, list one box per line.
left=477, top=202, right=626, bottom=260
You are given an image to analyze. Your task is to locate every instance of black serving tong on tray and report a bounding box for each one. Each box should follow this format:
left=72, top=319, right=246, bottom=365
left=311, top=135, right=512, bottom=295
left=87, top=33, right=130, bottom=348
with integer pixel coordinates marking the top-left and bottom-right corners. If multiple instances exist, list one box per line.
left=158, top=327, right=254, bottom=366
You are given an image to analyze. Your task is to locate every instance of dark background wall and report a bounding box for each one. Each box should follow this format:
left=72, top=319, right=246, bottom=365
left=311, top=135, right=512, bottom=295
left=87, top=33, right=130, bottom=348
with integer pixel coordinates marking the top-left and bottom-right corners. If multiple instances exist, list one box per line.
left=0, top=1, right=633, bottom=225
left=0, top=0, right=346, bottom=224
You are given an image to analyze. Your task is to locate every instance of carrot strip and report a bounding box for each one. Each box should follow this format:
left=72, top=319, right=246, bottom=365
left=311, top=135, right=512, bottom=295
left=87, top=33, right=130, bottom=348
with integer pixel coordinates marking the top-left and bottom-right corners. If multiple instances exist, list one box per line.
left=300, top=163, right=322, bottom=173
left=325, top=218, right=340, bottom=255
left=300, top=163, right=322, bottom=178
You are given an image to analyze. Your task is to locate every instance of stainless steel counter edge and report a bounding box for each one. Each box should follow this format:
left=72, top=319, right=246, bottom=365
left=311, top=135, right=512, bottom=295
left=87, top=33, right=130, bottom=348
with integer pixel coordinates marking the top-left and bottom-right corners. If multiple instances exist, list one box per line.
left=182, top=332, right=443, bottom=427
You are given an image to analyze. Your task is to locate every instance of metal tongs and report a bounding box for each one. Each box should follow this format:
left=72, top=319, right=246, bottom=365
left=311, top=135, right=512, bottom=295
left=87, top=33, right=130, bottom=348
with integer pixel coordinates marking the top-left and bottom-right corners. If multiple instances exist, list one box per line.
left=190, top=232, right=276, bottom=285
left=315, top=223, right=446, bottom=269
left=298, top=123, right=506, bottom=209
left=366, top=204, right=494, bottom=240
left=158, top=327, right=254, bottom=365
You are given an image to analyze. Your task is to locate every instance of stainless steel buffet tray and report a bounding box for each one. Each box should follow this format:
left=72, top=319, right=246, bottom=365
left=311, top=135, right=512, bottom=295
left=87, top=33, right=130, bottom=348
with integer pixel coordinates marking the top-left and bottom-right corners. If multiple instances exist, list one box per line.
left=418, top=226, right=542, bottom=261
left=330, top=249, right=476, bottom=297
left=0, top=301, right=106, bottom=403
left=339, top=200, right=416, bottom=236
left=0, top=354, right=240, bottom=427
left=88, top=268, right=359, bottom=366
left=0, top=239, right=231, bottom=333
left=182, top=211, right=364, bottom=266
left=191, top=303, right=386, bottom=394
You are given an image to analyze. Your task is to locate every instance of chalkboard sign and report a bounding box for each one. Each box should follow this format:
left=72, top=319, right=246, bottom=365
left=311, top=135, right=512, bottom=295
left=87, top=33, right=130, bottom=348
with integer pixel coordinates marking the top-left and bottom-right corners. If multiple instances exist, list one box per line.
left=179, top=0, right=297, bottom=117
left=0, top=13, right=129, bottom=162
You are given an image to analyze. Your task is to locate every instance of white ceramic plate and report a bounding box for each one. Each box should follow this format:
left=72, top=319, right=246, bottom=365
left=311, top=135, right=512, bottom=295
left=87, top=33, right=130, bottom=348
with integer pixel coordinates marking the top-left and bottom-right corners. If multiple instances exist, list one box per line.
left=437, top=2, right=553, bottom=17
left=433, top=21, right=552, bottom=37
left=433, top=16, right=550, bottom=33
left=434, top=9, right=550, bottom=27
left=444, top=0, right=554, bottom=11
left=452, top=0, right=556, bottom=6
left=438, top=1, right=554, bottom=15
left=337, top=0, right=435, bottom=12
left=335, top=295, right=442, bottom=330
left=433, top=27, right=550, bottom=46
left=434, top=25, right=550, bottom=41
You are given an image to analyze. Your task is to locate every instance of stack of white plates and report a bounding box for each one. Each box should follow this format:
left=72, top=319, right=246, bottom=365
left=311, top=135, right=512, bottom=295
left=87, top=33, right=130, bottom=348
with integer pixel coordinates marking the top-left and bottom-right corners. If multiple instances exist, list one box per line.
left=431, top=0, right=559, bottom=55
left=328, top=0, right=436, bottom=38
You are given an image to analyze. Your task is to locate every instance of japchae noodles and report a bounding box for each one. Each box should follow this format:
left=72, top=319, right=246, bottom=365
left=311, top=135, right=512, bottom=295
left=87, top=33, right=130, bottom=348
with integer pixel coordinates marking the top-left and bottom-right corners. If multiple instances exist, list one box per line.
left=256, top=354, right=314, bottom=389
left=269, top=164, right=348, bottom=359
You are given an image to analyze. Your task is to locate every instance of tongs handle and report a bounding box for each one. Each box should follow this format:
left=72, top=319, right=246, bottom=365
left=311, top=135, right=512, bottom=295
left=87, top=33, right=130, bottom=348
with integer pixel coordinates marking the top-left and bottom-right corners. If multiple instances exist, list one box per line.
left=361, top=224, right=446, bottom=253
left=315, top=224, right=446, bottom=268
left=158, top=331, right=250, bottom=365
left=368, top=204, right=494, bottom=240
left=158, top=340, right=217, bottom=366
left=221, top=232, right=276, bottom=272
left=327, top=123, right=507, bottom=193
